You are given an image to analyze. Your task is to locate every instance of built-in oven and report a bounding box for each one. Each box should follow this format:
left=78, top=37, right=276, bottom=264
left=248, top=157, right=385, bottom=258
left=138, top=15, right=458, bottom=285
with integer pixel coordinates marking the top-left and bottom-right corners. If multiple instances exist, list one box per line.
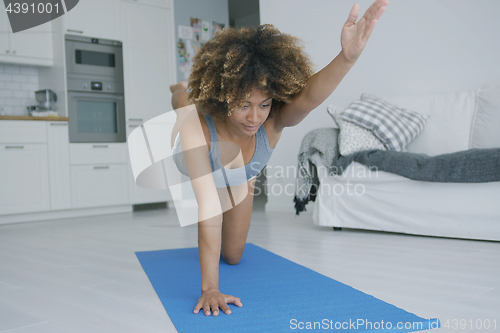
left=65, top=35, right=126, bottom=143
left=67, top=91, right=126, bottom=143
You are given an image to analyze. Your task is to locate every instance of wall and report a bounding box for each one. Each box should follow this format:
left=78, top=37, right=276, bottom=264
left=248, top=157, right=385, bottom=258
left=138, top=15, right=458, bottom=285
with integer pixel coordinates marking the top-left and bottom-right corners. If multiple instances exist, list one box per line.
left=0, top=64, right=38, bottom=116
left=260, top=0, right=500, bottom=212
left=173, top=0, right=229, bottom=81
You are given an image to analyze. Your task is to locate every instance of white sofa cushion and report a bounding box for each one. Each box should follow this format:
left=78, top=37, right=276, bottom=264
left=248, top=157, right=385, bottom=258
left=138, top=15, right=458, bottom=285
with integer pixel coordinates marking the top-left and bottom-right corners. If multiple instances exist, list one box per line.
left=471, top=81, right=500, bottom=148
left=388, top=89, right=476, bottom=156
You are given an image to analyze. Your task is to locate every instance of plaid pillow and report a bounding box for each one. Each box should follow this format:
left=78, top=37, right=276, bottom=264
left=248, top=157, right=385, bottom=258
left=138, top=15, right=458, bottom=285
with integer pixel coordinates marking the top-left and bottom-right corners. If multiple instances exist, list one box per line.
left=327, top=106, right=386, bottom=155
left=339, top=94, right=429, bottom=151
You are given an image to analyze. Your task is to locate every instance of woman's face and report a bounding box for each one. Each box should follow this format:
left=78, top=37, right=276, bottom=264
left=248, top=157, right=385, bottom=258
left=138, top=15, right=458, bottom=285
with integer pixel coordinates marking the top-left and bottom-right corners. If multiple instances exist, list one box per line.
left=228, top=89, right=272, bottom=136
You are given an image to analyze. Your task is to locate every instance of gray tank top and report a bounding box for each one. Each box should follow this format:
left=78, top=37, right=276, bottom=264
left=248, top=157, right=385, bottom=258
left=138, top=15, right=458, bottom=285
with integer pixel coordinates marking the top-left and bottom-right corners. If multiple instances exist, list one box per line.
left=172, top=114, right=274, bottom=188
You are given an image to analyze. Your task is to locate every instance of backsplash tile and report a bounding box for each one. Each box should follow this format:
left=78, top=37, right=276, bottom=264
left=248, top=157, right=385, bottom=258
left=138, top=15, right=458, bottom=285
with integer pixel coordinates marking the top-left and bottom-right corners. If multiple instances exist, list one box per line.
left=4, top=82, right=21, bottom=90
left=0, top=64, right=38, bottom=116
left=3, top=65, right=21, bottom=74
left=13, top=90, right=28, bottom=98
left=12, top=74, right=29, bottom=83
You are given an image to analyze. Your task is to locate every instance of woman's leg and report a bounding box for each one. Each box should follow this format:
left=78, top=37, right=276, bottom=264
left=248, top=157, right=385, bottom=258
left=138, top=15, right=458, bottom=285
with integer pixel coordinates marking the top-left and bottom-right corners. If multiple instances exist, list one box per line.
left=220, top=178, right=256, bottom=265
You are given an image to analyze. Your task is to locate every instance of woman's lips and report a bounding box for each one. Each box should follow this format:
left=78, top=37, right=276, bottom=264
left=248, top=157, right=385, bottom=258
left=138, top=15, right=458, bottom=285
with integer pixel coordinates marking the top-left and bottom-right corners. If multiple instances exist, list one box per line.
left=243, top=124, right=259, bottom=131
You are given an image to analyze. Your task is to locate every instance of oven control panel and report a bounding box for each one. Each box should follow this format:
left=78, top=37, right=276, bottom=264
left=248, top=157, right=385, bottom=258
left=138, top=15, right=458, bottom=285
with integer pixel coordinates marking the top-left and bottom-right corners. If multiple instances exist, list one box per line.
left=67, top=77, right=123, bottom=94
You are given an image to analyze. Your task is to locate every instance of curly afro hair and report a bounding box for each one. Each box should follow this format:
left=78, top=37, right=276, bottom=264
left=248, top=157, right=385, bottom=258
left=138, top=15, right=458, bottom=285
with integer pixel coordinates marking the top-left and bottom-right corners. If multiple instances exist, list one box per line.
left=187, top=24, right=315, bottom=121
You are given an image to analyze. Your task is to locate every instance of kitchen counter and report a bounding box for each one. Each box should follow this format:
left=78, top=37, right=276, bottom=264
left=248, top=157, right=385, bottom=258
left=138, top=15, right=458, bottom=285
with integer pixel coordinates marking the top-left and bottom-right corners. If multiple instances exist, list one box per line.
left=0, top=115, right=69, bottom=121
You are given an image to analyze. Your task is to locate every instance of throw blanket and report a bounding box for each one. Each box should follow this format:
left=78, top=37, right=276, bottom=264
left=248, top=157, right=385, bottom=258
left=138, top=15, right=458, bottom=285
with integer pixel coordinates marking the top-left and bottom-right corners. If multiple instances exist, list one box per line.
left=294, top=130, right=500, bottom=215
left=294, top=128, right=339, bottom=214
left=330, top=148, right=500, bottom=182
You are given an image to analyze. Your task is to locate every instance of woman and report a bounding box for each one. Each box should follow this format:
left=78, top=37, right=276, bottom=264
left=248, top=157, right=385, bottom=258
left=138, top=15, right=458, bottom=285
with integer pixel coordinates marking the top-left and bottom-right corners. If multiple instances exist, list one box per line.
left=169, top=0, right=388, bottom=317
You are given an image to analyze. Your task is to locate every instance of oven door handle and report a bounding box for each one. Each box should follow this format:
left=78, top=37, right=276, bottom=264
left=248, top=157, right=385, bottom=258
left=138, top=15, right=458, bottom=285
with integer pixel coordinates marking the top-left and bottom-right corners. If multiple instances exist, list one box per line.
left=70, top=94, right=124, bottom=100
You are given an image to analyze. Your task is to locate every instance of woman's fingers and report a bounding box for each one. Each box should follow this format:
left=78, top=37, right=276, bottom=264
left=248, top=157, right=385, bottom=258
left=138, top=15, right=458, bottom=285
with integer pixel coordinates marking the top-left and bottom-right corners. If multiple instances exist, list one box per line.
left=193, top=301, right=215, bottom=316
left=362, top=17, right=380, bottom=42
left=193, top=292, right=242, bottom=316
left=345, top=3, right=360, bottom=26
left=226, top=295, right=243, bottom=307
left=193, top=300, right=203, bottom=314
left=364, top=0, right=388, bottom=21
left=220, top=302, right=232, bottom=315
left=203, top=301, right=212, bottom=316
left=362, top=5, right=386, bottom=42
left=369, top=3, right=387, bottom=22
left=211, top=300, right=220, bottom=316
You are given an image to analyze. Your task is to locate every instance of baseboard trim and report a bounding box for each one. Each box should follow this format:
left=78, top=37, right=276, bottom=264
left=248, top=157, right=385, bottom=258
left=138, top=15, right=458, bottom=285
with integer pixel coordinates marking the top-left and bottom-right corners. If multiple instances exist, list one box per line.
left=133, top=202, right=168, bottom=212
left=0, top=205, right=133, bottom=225
left=265, top=203, right=313, bottom=216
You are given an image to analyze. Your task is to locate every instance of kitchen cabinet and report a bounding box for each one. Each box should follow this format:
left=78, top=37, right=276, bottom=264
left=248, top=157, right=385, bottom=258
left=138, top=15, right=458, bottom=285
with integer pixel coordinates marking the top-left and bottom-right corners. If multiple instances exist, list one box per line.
left=126, top=123, right=173, bottom=205
left=0, top=119, right=47, bottom=143
left=123, top=48, right=173, bottom=122
left=0, top=8, right=53, bottom=66
left=0, top=10, right=9, bottom=56
left=69, top=143, right=129, bottom=208
left=0, top=121, right=51, bottom=215
left=47, top=121, right=71, bottom=210
left=121, top=0, right=175, bottom=205
left=69, top=143, right=128, bottom=165
left=121, top=0, right=176, bottom=123
left=0, top=121, right=131, bottom=221
left=63, top=0, right=121, bottom=40
left=70, top=164, right=129, bottom=208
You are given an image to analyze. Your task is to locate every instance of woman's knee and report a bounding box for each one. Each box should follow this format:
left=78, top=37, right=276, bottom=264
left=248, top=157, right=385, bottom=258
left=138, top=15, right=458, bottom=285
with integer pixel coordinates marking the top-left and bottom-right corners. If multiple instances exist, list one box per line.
left=221, top=249, right=243, bottom=265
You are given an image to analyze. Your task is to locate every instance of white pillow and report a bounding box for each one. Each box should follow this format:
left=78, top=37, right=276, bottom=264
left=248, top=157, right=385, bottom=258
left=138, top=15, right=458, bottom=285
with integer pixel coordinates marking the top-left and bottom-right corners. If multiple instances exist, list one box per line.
left=328, top=107, right=386, bottom=155
left=340, top=94, right=429, bottom=151
left=388, top=89, right=475, bottom=155
left=471, top=81, right=500, bottom=148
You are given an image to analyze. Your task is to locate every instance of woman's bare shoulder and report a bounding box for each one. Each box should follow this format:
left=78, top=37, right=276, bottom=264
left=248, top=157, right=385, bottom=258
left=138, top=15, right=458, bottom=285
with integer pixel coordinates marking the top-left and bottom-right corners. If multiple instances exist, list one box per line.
left=197, top=110, right=211, bottom=149
left=178, top=106, right=211, bottom=149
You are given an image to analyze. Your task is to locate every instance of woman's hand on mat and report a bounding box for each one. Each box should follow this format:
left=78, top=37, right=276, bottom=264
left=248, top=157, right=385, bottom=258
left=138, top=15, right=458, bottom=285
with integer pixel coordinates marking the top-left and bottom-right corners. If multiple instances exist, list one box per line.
left=340, top=0, right=388, bottom=63
left=193, top=288, right=243, bottom=316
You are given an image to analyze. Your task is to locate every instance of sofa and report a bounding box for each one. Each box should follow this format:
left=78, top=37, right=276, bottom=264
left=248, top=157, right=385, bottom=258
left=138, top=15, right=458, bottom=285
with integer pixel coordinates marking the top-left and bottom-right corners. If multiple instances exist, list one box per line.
left=309, top=81, right=500, bottom=241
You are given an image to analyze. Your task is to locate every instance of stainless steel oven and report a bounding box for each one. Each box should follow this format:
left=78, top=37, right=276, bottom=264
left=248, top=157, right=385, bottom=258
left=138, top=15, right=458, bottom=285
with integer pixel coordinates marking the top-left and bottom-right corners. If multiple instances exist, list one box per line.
left=66, top=35, right=126, bottom=143
left=68, top=91, right=125, bottom=143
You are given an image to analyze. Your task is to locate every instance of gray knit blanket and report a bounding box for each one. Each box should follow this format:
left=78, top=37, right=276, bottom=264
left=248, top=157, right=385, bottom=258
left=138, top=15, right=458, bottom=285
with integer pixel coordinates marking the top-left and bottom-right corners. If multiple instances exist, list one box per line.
left=294, top=129, right=500, bottom=215
left=294, top=128, right=339, bottom=214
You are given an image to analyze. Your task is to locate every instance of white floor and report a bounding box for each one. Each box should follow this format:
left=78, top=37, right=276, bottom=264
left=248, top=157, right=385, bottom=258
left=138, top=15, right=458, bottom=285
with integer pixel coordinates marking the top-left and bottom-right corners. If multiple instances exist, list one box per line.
left=0, top=199, right=499, bottom=333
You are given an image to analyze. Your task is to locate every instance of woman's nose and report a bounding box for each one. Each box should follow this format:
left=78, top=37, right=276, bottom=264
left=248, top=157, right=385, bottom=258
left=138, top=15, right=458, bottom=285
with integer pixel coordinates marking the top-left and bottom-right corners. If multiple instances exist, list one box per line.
left=247, top=108, right=259, bottom=122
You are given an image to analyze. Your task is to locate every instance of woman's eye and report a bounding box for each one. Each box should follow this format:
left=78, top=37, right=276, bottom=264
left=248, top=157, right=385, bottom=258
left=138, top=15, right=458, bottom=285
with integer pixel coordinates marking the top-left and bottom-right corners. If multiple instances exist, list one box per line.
left=261, top=104, right=270, bottom=108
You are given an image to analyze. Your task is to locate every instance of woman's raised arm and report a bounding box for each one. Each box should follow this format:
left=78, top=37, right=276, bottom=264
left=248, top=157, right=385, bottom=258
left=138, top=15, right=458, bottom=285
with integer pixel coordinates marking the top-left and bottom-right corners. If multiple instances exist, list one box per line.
left=274, top=0, right=388, bottom=130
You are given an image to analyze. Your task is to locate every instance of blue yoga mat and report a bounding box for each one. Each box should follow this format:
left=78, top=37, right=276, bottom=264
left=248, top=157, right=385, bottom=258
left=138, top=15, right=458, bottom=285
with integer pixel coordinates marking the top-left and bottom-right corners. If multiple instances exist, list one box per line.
left=136, top=243, right=439, bottom=332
